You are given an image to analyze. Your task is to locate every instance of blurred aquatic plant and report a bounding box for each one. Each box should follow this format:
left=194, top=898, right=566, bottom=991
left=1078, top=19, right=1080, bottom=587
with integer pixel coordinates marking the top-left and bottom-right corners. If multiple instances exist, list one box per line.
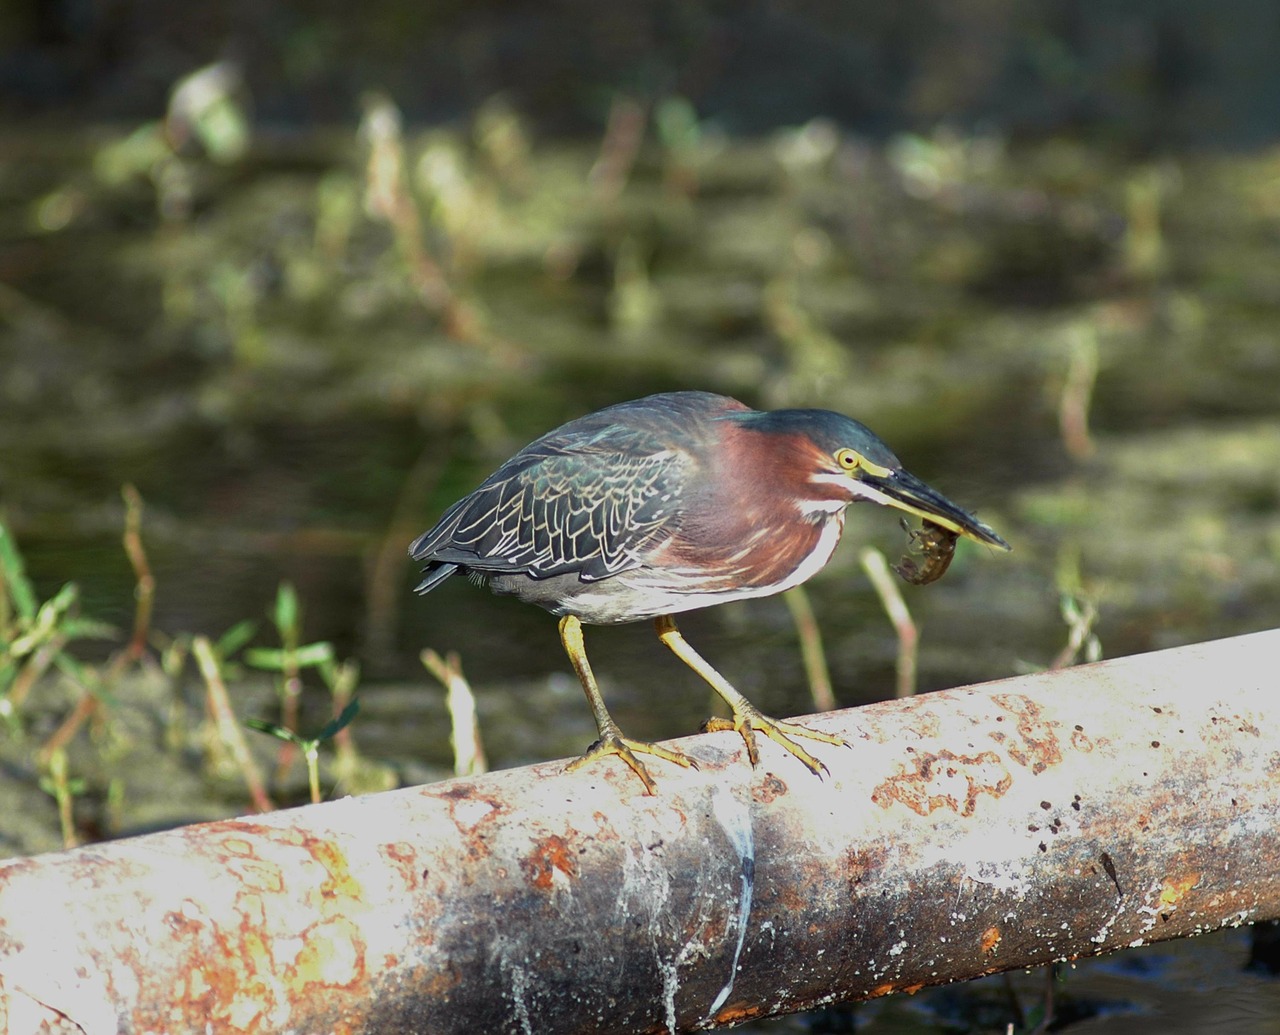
left=92, top=122, right=172, bottom=189
left=0, top=520, right=114, bottom=726
left=30, top=185, right=89, bottom=234
left=609, top=235, right=660, bottom=338
left=0, top=507, right=392, bottom=842
left=193, top=635, right=274, bottom=813
left=589, top=95, right=646, bottom=204
left=242, top=583, right=376, bottom=794
left=421, top=649, right=487, bottom=778
left=1056, top=323, right=1100, bottom=462
left=1123, top=163, right=1173, bottom=279
left=245, top=582, right=333, bottom=778
left=150, top=617, right=258, bottom=754
left=1013, top=548, right=1103, bottom=675
left=1052, top=592, right=1102, bottom=669
left=781, top=585, right=835, bottom=712
left=884, top=127, right=1003, bottom=200
left=774, top=118, right=840, bottom=178
left=117, top=485, right=156, bottom=666
left=247, top=699, right=361, bottom=805
left=318, top=655, right=366, bottom=789
left=1051, top=548, right=1103, bottom=669
left=360, top=93, right=520, bottom=356
left=859, top=547, right=919, bottom=700
left=38, top=748, right=86, bottom=850
left=361, top=93, right=458, bottom=319
left=92, top=60, right=251, bottom=222
left=314, top=171, right=361, bottom=262
left=165, top=61, right=251, bottom=164
left=209, top=261, right=268, bottom=366
left=655, top=95, right=715, bottom=196
left=474, top=95, right=532, bottom=191
left=415, top=134, right=486, bottom=262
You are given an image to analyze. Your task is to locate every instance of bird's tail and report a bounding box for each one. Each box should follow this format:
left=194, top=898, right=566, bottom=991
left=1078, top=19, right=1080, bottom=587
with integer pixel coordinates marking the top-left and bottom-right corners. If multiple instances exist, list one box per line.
left=413, top=562, right=459, bottom=595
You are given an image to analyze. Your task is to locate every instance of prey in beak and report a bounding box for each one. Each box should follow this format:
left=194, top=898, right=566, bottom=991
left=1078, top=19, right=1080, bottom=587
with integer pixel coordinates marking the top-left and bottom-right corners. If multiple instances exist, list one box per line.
left=847, top=465, right=1010, bottom=585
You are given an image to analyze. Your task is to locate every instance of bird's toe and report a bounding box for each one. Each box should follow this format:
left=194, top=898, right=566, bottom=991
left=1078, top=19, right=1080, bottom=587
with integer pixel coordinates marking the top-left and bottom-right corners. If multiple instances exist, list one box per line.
left=565, top=733, right=697, bottom=795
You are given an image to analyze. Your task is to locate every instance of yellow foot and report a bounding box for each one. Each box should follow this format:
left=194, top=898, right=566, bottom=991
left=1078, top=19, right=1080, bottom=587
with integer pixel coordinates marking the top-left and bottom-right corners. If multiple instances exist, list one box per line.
left=565, top=734, right=697, bottom=795
left=702, top=707, right=846, bottom=775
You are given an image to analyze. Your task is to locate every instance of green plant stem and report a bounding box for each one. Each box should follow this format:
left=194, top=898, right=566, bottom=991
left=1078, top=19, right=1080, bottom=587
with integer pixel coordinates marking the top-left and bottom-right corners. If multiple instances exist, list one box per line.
left=120, top=483, right=156, bottom=665
left=782, top=585, right=835, bottom=712
left=304, top=742, right=321, bottom=804
left=193, top=636, right=274, bottom=813
left=860, top=547, right=919, bottom=699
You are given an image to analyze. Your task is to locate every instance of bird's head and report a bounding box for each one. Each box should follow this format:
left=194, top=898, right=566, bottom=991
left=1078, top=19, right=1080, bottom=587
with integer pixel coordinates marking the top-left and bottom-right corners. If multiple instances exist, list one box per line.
left=734, top=408, right=1011, bottom=551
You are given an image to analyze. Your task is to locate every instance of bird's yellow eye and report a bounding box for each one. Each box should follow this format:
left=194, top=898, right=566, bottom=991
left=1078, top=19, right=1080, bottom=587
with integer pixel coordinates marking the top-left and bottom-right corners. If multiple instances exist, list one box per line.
left=835, top=448, right=863, bottom=470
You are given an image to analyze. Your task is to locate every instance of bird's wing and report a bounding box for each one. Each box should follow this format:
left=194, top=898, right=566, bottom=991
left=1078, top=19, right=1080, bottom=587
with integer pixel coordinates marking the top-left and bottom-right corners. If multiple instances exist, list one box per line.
left=410, top=440, right=691, bottom=581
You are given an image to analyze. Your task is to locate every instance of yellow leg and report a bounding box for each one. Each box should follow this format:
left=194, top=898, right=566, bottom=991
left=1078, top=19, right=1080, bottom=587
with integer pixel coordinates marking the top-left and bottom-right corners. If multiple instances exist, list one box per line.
left=654, top=614, right=846, bottom=774
left=558, top=615, right=696, bottom=794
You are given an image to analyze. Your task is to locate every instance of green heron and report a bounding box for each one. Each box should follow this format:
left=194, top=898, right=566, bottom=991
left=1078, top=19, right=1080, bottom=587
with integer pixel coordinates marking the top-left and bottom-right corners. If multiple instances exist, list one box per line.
left=411, top=391, right=1009, bottom=793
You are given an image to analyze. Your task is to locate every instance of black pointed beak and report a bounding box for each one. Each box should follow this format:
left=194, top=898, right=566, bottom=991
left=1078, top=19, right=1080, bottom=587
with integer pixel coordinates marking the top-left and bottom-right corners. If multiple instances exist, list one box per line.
left=857, top=468, right=1011, bottom=550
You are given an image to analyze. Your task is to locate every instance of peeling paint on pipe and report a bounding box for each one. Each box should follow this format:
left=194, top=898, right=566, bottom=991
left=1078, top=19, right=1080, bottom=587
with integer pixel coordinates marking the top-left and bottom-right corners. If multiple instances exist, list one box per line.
left=1, top=629, right=1279, bottom=1034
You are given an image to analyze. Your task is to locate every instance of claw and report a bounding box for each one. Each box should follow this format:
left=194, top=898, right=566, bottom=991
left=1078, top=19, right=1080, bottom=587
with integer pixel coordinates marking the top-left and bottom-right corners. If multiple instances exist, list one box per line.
left=565, top=734, right=697, bottom=795
left=702, top=707, right=845, bottom=776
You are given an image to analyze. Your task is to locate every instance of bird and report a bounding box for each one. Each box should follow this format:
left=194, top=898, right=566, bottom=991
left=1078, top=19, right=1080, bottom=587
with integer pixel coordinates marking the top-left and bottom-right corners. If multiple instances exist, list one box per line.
left=410, top=391, right=1009, bottom=793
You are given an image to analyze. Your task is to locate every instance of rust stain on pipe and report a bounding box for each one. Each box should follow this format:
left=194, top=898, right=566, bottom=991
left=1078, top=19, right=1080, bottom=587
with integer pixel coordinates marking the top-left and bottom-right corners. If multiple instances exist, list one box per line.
left=136, top=823, right=389, bottom=1033
left=523, top=833, right=580, bottom=891
left=870, top=748, right=1012, bottom=816
left=3, top=630, right=1280, bottom=1034
left=309, top=836, right=366, bottom=902
left=990, top=694, right=1064, bottom=772
left=710, top=1001, right=764, bottom=1025
left=379, top=841, right=424, bottom=888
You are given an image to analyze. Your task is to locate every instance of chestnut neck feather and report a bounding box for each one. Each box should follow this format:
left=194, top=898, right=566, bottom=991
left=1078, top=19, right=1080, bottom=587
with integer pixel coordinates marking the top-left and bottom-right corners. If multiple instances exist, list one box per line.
left=649, top=422, right=851, bottom=592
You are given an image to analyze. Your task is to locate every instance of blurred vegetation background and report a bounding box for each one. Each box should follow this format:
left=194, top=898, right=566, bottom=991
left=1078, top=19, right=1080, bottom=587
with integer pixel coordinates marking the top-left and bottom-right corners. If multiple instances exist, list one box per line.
left=2, top=4, right=1280, bottom=1027
left=3, top=0, right=1279, bottom=838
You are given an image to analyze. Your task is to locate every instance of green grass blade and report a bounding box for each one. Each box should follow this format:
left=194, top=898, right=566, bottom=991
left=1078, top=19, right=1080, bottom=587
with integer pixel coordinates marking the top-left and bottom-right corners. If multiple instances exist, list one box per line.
left=315, top=698, right=360, bottom=742
left=0, top=522, right=37, bottom=621
left=244, top=717, right=301, bottom=744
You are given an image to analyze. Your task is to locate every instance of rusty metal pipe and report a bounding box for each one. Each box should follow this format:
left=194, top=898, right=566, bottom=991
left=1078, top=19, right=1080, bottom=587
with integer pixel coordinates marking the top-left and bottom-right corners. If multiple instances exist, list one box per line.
left=2, top=629, right=1279, bottom=1034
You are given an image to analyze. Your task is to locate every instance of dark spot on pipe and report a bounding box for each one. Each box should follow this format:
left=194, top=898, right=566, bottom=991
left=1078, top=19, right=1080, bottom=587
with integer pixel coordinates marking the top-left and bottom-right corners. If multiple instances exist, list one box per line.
left=1100, top=851, right=1123, bottom=898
